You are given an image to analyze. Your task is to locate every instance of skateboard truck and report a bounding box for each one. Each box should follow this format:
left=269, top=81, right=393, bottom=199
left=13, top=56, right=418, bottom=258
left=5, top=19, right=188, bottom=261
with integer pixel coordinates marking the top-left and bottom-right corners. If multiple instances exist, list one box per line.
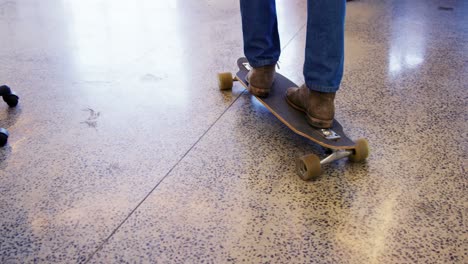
left=297, top=149, right=354, bottom=180
left=320, top=149, right=353, bottom=165
left=296, top=138, right=369, bottom=181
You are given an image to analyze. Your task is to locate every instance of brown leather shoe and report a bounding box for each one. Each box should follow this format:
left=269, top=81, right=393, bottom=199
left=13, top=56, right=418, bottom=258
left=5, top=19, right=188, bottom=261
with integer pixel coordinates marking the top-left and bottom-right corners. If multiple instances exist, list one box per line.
left=245, top=64, right=276, bottom=97
left=285, top=84, right=336, bottom=128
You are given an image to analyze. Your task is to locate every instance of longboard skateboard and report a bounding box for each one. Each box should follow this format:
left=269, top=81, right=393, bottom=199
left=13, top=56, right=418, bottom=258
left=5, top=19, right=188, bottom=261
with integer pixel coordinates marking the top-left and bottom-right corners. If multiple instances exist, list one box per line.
left=218, top=57, right=369, bottom=180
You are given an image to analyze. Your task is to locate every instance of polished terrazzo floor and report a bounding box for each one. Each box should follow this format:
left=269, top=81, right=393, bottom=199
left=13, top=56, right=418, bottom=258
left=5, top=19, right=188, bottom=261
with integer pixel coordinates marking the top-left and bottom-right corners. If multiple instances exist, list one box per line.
left=0, top=0, right=466, bottom=263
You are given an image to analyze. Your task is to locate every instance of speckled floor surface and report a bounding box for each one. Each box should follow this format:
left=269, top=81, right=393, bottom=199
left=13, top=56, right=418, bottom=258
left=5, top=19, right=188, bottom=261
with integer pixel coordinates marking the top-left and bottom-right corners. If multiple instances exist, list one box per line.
left=0, top=0, right=466, bottom=263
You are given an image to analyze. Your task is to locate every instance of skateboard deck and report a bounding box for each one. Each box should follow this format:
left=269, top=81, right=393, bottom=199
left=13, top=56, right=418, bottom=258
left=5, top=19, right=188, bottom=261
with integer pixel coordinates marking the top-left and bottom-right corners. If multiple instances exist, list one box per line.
left=235, top=57, right=355, bottom=150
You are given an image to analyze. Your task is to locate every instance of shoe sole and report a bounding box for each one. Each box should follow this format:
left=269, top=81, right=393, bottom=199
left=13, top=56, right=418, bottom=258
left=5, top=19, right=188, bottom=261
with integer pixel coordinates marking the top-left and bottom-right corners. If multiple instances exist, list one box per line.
left=285, top=96, right=333, bottom=129
left=245, top=75, right=270, bottom=97
left=249, top=84, right=270, bottom=97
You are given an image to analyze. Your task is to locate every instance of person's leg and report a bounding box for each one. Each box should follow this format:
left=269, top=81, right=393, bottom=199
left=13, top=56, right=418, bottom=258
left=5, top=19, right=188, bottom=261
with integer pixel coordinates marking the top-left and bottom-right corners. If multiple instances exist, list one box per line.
left=239, top=0, right=280, bottom=97
left=304, top=0, right=346, bottom=93
left=286, top=0, right=346, bottom=128
left=240, top=0, right=280, bottom=68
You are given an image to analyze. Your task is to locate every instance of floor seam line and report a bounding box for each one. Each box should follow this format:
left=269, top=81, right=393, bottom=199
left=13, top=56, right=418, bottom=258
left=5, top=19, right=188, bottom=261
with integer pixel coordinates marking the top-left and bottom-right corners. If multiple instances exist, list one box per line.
left=84, top=88, right=246, bottom=263
left=281, top=23, right=306, bottom=52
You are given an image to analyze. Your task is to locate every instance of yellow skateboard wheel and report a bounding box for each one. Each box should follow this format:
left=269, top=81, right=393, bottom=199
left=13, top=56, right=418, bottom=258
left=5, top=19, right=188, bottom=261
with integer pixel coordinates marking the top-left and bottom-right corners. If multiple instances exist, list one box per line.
left=217, top=72, right=233, bottom=90
left=296, top=154, right=321, bottom=181
left=349, top=138, right=370, bottom=162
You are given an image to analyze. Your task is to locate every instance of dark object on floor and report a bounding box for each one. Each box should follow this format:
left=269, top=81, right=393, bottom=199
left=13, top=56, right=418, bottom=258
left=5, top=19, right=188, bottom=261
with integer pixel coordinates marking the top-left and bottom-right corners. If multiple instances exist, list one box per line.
left=438, top=6, right=454, bottom=11
left=0, top=85, right=19, bottom=147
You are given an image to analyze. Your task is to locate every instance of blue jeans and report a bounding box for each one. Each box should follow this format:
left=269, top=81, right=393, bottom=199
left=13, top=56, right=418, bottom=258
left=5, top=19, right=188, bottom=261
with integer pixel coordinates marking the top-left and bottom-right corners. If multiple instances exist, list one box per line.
left=240, top=0, right=346, bottom=93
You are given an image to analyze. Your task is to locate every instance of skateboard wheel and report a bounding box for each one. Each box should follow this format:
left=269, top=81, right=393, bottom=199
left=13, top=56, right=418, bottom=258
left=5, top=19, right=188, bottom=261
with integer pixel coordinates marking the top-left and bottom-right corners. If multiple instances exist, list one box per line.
left=217, top=72, right=233, bottom=90
left=349, top=138, right=369, bottom=162
left=0, top=128, right=9, bottom=147
left=0, top=85, right=12, bottom=95
left=3, top=93, right=19, bottom=107
left=296, top=154, right=321, bottom=181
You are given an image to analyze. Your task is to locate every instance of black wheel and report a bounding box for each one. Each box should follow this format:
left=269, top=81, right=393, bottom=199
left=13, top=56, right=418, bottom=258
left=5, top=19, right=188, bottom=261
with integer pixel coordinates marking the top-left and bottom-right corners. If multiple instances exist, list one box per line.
left=0, top=85, right=11, bottom=96
left=0, top=128, right=9, bottom=147
left=3, top=93, right=19, bottom=107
